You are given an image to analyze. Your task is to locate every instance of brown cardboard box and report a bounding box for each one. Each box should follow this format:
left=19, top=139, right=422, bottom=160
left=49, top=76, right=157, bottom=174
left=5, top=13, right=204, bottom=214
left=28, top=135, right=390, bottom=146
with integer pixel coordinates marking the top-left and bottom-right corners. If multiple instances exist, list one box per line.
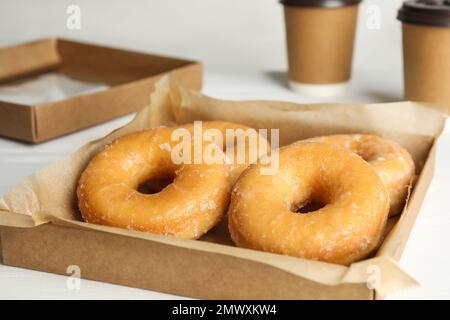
left=0, top=77, right=447, bottom=299
left=0, top=38, right=202, bottom=143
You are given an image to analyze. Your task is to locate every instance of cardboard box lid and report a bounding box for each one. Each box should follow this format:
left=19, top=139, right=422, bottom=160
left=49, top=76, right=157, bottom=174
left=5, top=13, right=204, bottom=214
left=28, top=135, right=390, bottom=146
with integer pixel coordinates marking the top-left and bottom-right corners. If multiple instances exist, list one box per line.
left=0, top=38, right=202, bottom=143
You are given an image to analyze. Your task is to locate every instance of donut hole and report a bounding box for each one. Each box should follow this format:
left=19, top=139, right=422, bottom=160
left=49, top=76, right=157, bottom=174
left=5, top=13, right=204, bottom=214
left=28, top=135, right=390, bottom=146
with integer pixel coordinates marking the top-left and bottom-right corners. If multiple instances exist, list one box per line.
left=356, top=152, right=369, bottom=162
left=355, top=147, right=378, bottom=162
left=137, top=176, right=174, bottom=194
left=291, top=199, right=326, bottom=214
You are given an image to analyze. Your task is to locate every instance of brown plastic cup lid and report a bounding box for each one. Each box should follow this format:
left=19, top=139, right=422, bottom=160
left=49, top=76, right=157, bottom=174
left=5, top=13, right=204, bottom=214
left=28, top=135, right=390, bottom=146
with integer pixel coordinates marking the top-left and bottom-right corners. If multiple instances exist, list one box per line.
left=398, top=0, right=450, bottom=28
left=280, top=0, right=362, bottom=8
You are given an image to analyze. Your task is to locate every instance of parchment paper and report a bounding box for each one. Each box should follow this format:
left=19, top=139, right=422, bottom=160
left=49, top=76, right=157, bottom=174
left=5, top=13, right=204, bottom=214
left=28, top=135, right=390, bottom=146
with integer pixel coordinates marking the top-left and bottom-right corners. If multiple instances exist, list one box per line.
left=0, top=72, right=109, bottom=105
left=0, top=75, right=447, bottom=297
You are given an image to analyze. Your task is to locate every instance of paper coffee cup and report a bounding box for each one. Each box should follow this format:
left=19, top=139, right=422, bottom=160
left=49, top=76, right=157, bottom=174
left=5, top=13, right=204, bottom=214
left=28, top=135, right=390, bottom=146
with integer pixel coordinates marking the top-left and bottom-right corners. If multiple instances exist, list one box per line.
left=398, top=0, right=450, bottom=112
left=281, top=0, right=361, bottom=97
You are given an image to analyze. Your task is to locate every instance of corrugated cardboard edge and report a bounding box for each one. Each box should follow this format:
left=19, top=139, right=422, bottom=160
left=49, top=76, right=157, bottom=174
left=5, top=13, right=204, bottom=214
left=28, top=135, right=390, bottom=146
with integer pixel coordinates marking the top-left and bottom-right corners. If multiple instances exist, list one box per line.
left=0, top=102, right=37, bottom=142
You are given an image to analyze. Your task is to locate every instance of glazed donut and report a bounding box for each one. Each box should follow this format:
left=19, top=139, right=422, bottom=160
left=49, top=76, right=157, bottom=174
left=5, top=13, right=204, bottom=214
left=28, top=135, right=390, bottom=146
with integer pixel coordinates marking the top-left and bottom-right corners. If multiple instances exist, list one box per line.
left=181, top=121, right=270, bottom=183
left=77, top=121, right=269, bottom=239
left=305, top=134, right=415, bottom=216
left=228, top=142, right=389, bottom=265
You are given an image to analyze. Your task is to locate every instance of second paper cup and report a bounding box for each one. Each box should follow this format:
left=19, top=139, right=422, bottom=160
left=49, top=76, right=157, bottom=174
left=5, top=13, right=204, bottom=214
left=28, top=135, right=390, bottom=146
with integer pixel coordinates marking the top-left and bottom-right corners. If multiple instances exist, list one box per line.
left=281, top=0, right=362, bottom=97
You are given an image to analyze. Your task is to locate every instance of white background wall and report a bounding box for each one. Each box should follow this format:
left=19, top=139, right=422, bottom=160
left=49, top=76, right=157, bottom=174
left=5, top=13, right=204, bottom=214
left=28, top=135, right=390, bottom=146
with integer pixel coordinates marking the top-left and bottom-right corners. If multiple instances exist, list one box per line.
left=0, top=0, right=406, bottom=101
